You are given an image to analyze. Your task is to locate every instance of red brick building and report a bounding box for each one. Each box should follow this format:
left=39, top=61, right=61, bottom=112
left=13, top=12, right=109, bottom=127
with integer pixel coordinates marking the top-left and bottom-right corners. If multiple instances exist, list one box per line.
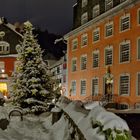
left=0, top=18, right=22, bottom=97
left=65, top=0, right=140, bottom=109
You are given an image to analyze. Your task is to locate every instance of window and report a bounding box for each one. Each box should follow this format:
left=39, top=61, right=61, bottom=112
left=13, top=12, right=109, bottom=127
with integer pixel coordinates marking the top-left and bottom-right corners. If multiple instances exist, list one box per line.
left=137, top=73, right=140, bottom=96
left=105, top=0, right=113, bottom=11
left=105, top=46, right=113, bottom=65
left=120, top=14, right=130, bottom=31
left=105, top=22, right=113, bottom=37
left=135, top=103, right=140, bottom=109
left=81, top=80, right=86, bottom=95
left=71, top=80, right=76, bottom=95
left=71, top=58, right=77, bottom=72
left=72, top=38, right=78, bottom=50
left=119, top=74, right=129, bottom=95
left=93, top=28, right=100, bottom=42
left=138, top=9, right=140, bottom=25
left=92, top=78, right=99, bottom=96
left=120, top=41, right=130, bottom=63
left=81, top=55, right=87, bottom=70
left=81, top=12, right=88, bottom=25
left=93, top=50, right=99, bottom=68
left=81, top=33, right=88, bottom=46
left=137, top=38, right=140, bottom=60
left=0, top=41, right=10, bottom=54
left=82, top=0, right=87, bottom=8
left=0, top=61, right=5, bottom=73
left=93, top=5, right=100, bottom=18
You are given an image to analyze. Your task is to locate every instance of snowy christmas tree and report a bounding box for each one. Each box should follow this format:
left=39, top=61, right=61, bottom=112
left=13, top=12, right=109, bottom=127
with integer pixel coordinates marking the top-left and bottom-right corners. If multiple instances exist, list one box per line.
left=11, top=21, right=60, bottom=114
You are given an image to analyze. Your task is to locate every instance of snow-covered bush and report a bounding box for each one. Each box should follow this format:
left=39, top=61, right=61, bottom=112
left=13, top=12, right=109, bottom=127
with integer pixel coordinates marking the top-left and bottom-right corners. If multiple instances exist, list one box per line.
left=10, top=21, right=61, bottom=114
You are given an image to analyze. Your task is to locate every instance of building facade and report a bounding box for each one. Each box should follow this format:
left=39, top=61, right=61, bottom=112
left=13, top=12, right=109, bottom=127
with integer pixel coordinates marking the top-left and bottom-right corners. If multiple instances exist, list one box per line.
left=0, top=18, right=22, bottom=97
left=65, top=0, right=140, bottom=109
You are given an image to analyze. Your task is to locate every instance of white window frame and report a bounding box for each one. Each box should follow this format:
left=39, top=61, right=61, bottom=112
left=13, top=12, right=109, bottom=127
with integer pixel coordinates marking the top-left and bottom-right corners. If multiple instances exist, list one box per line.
left=137, top=37, right=140, bottom=60
left=120, top=13, right=130, bottom=32
left=105, top=46, right=113, bottom=66
left=105, top=0, right=113, bottom=11
left=105, top=21, right=113, bottom=38
left=119, top=74, right=130, bottom=96
left=71, top=58, right=77, bottom=72
left=81, top=12, right=88, bottom=25
left=71, top=80, right=76, bottom=96
left=93, top=4, right=100, bottom=18
left=93, top=50, right=99, bottom=68
left=0, top=41, right=10, bottom=54
left=135, top=102, right=140, bottom=109
left=81, top=33, right=88, bottom=47
left=93, top=27, right=100, bottom=43
left=119, top=40, right=130, bottom=63
left=82, top=0, right=87, bottom=8
left=80, top=79, right=86, bottom=95
left=92, top=77, right=99, bottom=96
left=80, top=54, right=87, bottom=70
left=0, top=61, right=5, bottom=73
left=137, top=8, right=140, bottom=25
left=72, top=38, right=78, bottom=51
left=137, top=72, right=140, bottom=96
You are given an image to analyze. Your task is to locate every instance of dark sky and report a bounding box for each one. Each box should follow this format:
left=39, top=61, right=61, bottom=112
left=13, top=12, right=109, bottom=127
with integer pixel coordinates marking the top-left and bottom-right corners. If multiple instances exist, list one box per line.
left=0, top=0, right=76, bottom=35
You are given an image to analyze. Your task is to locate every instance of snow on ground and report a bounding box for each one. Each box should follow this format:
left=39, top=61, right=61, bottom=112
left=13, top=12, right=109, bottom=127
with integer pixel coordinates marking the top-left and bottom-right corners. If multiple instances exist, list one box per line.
left=0, top=96, right=132, bottom=140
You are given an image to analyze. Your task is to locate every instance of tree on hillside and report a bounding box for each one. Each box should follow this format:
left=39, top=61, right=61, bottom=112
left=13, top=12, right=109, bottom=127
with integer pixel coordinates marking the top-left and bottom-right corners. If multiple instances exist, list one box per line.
left=11, top=21, right=60, bottom=114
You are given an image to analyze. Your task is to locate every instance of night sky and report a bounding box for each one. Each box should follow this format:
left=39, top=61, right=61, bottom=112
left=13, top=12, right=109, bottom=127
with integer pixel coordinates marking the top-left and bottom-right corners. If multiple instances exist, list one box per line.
left=0, top=0, right=76, bottom=35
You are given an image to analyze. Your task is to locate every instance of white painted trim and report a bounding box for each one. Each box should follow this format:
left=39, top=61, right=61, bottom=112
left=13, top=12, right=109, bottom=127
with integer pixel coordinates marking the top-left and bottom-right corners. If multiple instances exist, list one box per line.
left=137, top=37, right=140, bottom=60
left=0, top=54, right=17, bottom=58
left=137, top=8, right=140, bottom=26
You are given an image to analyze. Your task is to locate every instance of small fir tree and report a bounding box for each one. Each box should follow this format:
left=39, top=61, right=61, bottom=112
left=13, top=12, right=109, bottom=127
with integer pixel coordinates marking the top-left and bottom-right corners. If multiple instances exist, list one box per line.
left=11, top=21, right=60, bottom=114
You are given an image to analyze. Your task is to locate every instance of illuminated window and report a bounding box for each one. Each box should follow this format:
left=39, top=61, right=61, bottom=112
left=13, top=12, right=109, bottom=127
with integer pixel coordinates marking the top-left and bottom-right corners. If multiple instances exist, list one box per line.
left=0, top=83, right=7, bottom=93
